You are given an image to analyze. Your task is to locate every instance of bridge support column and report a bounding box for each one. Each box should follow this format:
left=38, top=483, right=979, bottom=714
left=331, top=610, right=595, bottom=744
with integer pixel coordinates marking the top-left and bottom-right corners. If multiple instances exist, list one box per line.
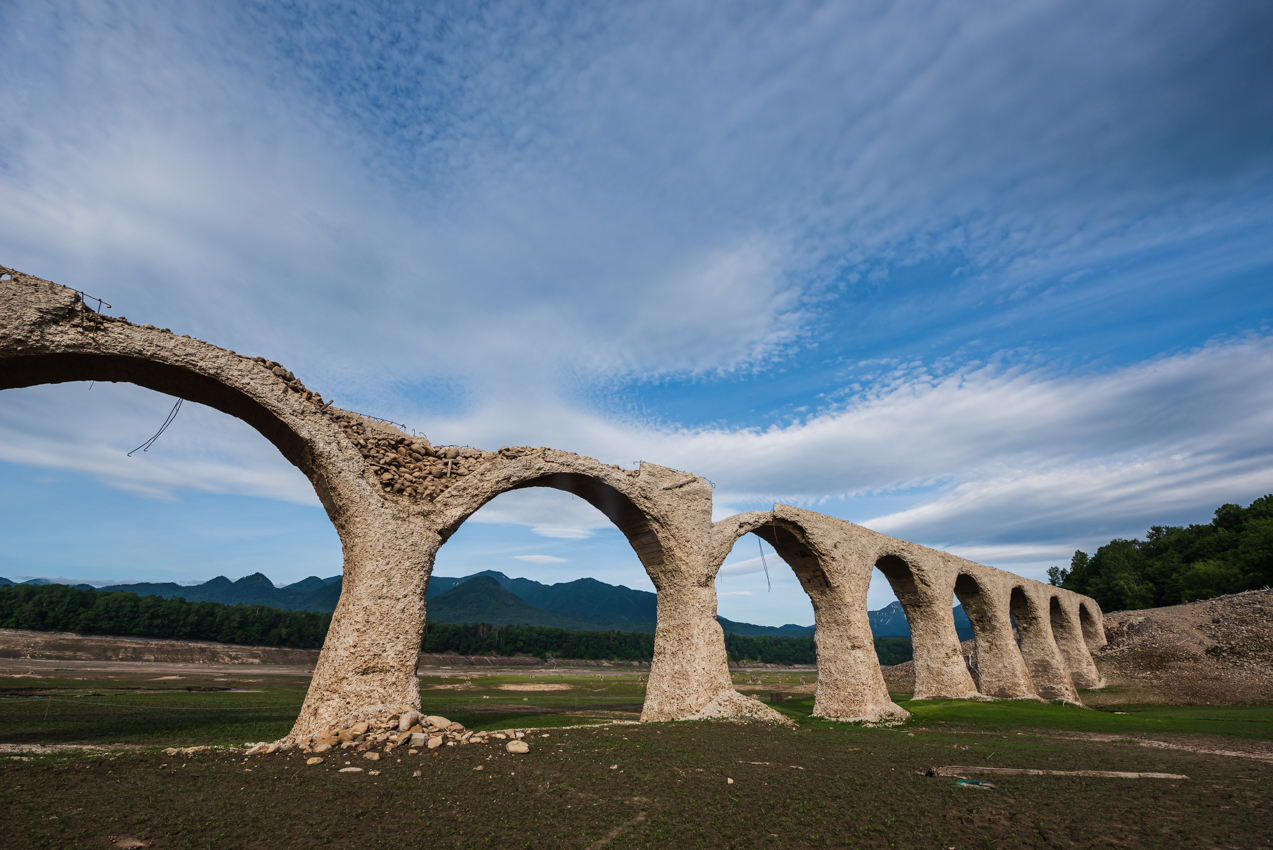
left=875, top=553, right=979, bottom=700
left=807, top=571, right=909, bottom=722
left=1050, top=598, right=1102, bottom=689
left=288, top=517, right=436, bottom=740
left=641, top=580, right=735, bottom=721
left=956, top=575, right=1036, bottom=699
left=1010, top=588, right=1077, bottom=701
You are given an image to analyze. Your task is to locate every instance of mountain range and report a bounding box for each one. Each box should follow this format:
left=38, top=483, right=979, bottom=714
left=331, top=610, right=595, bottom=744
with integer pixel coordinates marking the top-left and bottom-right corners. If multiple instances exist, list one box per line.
left=1, top=571, right=971, bottom=640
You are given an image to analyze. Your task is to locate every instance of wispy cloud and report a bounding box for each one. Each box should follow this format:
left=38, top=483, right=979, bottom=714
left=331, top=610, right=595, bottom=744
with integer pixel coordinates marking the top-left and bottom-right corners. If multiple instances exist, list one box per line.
left=513, top=555, right=568, bottom=564
left=2, top=1, right=1272, bottom=619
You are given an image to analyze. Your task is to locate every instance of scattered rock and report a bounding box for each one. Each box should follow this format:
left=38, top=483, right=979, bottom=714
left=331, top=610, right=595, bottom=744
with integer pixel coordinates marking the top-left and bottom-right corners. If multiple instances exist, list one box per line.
left=338, top=767, right=363, bottom=773
left=506, top=740, right=529, bottom=754
left=307, top=757, right=324, bottom=765
left=427, top=736, right=443, bottom=750
left=364, top=752, right=380, bottom=761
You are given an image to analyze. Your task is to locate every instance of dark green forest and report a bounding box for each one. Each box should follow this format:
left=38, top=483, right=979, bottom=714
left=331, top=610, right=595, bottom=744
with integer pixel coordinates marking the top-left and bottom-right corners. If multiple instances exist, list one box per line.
left=0, top=583, right=920, bottom=665
left=1049, top=495, right=1273, bottom=611
left=0, top=583, right=331, bottom=648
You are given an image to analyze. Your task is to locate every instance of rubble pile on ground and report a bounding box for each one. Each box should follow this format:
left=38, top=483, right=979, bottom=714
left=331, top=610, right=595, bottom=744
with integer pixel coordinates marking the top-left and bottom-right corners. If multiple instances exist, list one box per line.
left=243, top=711, right=535, bottom=760
left=1096, top=588, right=1273, bottom=705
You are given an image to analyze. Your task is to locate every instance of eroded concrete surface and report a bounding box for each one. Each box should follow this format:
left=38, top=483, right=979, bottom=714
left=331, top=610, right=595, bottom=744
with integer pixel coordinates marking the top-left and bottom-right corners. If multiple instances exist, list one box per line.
left=0, top=267, right=1106, bottom=737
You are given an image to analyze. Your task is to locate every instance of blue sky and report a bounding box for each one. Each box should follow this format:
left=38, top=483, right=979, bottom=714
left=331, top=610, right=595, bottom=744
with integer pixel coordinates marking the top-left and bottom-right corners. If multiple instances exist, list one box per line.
left=2, top=1, right=1272, bottom=624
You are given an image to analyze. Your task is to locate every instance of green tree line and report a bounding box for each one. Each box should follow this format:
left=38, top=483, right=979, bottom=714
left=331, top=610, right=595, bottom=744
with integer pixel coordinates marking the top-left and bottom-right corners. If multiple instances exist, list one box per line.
left=0, top=583, right=330, bottom=648
left=1049, top=495, right=1273, bottom=611
left=0, top=583, right=916, bottom=666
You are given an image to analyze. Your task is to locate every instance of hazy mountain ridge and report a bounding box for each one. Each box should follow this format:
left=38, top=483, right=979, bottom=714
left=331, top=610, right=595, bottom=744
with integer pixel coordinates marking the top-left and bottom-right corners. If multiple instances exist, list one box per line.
left=6, top=571, right=969, bottom=639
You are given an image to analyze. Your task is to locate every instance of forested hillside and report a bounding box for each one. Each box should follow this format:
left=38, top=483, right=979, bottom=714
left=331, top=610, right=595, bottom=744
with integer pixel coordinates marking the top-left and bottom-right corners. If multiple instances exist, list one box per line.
left=0, top=584, right=330, bottom=648
left=1050, top=495, right=1273, bottom=611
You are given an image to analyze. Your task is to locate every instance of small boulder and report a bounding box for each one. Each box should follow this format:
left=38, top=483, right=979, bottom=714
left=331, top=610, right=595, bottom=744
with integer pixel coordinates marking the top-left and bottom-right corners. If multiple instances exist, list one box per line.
left=506, top=740, right=530, bottom=754
left=398, top=711, right=421, bottom=732
left=427, top=736, right=443, bottom=750
left=312, top=743, right=332, bottom=754
left=364, top=752, right=380, bottom=762
left=425, top=715, right=450, bottom=729
left=306, top=757, right=324, bottom=765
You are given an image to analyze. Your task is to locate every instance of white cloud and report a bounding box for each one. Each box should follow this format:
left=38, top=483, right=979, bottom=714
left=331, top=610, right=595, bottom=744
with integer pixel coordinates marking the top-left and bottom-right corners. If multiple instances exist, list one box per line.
left=460, top=489, right=615, bottom=540
left=0, top=383, right=316, bottom=505
left=513, top=555, right=568, bottom=564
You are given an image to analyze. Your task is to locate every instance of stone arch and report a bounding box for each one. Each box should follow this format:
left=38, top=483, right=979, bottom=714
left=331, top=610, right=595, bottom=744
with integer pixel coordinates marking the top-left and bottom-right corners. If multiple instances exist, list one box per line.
left=1050, top=596, right=1102, bottom=689
left=872, top=553, right=979, bottom=700
left=1078, top=601, right=1106, bottom=651
left=709, top=505, right=908, bottom=723
left=1008, top=587, right=1076, bottom=701
left=954, top=573, right=1035, bottom=698
left=430, top=452, right=734, bottom=722
left=1, top=269, right=436, bottom=737
left=435, top=471, right=666, bottom=575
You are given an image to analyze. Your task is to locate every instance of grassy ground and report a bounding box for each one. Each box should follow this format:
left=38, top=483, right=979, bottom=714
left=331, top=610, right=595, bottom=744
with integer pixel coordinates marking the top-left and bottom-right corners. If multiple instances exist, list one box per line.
left=2, top=669, right=1271, bottom=848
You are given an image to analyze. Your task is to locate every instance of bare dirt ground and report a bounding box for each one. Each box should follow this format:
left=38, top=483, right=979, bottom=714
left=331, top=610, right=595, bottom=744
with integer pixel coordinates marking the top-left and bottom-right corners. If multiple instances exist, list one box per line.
left=1092, top=588, right=1273, bottom=706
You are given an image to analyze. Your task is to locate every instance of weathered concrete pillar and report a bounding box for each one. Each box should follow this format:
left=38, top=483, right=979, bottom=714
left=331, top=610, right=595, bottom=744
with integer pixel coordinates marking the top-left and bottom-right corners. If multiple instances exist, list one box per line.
left=1050, top=597, right=1102, bottom=689
left=875, top=553, right=979, bottom=700
left=955, top=574, right=1036, bottom=699
left=1009, top=587, right=1077, bottom=701
left=290, top=516, right=437, bottom=738
left=642, top=580, right=734, bottom=721
left=760, top=506, right=908, bottom=722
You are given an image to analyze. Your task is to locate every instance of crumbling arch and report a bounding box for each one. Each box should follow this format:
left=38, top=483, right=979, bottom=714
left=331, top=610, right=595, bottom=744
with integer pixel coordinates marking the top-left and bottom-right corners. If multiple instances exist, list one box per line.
left=0, top=351, right=322, bottom=492
left=1009, top=587, right=1076, bottom=701
left=872, top=553, right=979, bottom=700
left=435, top=471, right=666, bottom=575
left=955, top=573, right=1035, bottom=698
left=709, top=507, right=908, bottom=723
left=1078, top=601, right=1106, bottom=650
left=1050, top=597, right=1103, bottom=689
left=430, top=453, right=731, bottom=722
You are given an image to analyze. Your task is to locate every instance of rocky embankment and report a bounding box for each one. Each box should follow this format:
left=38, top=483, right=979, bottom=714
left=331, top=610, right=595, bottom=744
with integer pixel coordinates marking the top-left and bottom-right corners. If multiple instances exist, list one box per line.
left=1094, top=588, right=1273, bottom=705
left=244, top=709, right=536, bottom=772
left=881, top=589, right=1273, bottom=705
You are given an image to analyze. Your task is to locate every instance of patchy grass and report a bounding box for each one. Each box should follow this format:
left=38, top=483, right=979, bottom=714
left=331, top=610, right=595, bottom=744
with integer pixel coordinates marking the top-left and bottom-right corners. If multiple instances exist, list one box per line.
left=2, top=670, right=1271, bottom=848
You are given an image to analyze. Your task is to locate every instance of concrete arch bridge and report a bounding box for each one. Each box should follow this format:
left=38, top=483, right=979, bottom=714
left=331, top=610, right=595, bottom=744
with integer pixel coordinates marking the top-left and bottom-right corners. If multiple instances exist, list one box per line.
left=0, top=268, right=1106, bottom=736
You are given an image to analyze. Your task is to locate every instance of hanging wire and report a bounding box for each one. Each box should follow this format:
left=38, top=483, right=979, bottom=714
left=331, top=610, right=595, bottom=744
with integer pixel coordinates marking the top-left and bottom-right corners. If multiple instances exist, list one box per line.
left=757, top=534, right=772, bottom=592
left=128, top=398, right=183, bottom=456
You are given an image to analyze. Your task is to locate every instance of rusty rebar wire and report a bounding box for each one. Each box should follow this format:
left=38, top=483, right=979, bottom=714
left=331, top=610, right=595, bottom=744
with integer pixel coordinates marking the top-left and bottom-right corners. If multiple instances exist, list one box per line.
left=128, top=398, right=182, bottom=456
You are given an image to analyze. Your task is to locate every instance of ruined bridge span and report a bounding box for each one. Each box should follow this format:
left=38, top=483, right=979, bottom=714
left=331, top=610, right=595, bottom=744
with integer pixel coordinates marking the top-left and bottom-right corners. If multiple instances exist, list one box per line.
left=1, top=267, right=1105, bottom=735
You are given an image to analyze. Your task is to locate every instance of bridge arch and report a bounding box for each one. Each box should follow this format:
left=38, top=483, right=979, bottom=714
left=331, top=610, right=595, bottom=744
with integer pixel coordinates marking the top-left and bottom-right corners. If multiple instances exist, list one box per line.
left=1050, top=596, right=1103, bottom=689
left=869, top=552, right=980, bottom=700
left=709, top=506, right=908, bottom=723
left=430, top=451, right=733, bottom=721
left=0, top=269, right=437, bottom=737
left=955, top=573, right=1035, bottom=698
left=1008, top=586, right=1077, bottom=701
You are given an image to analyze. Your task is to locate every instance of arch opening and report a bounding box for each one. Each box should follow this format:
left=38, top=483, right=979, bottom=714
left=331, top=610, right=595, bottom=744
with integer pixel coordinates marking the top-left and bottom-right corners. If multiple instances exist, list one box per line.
left=1, top=352, right=317, bottom=478
left=0, top=381, right=344, bottom=613
left=431, top=487, right=658, bottom=631
left=1051, top=596, right=1102, bottom=690
left=1078, top=602, right=1103, bottom=649
left=1009, top=586, right=1072, bottom=700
